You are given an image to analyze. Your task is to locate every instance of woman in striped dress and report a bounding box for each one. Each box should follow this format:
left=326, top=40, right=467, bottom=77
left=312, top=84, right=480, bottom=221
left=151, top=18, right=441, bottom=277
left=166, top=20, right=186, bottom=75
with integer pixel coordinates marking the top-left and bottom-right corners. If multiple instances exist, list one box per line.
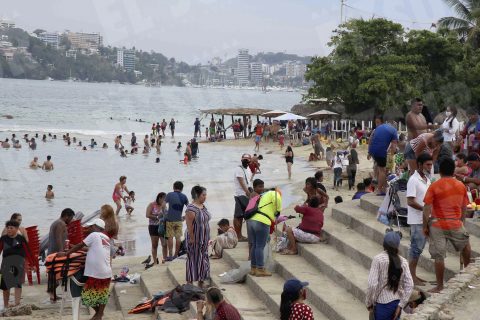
left=185, top=185, right=211, bottom=288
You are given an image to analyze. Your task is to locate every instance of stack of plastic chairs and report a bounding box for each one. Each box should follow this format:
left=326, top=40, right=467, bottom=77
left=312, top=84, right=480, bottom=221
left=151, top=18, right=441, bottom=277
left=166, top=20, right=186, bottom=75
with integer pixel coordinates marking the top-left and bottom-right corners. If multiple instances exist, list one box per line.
left=25, top=226, right=41, bottom=285
left=67, top=219, right=84, bottom=245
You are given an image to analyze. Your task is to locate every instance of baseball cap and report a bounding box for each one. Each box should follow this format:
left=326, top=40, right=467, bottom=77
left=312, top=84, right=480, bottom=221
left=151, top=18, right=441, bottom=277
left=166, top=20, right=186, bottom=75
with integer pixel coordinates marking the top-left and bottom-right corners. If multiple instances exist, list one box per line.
left=384, top=231, right=401, bottom=248
left=85, top=218, right=105, bottom=229
left=467, top=153, right=480, bottom=162
left=283, top=279, right=309, bottom=295
left=241, top=153, right=252, bottom=161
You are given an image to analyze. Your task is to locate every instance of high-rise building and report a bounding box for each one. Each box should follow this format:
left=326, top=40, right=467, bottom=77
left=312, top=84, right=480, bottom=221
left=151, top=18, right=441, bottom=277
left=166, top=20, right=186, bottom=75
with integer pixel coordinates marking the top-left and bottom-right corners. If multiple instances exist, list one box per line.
left=66, top=32, right=103, bottom=51
left=116, top=49, right=124, bottom=66
left=250, top=62, right=263, bottom=86
left=117, top=49, right=135, bottom=71
left=236, top=49, right=250, bottom=86
left=39, top=32, right=59, bottom=49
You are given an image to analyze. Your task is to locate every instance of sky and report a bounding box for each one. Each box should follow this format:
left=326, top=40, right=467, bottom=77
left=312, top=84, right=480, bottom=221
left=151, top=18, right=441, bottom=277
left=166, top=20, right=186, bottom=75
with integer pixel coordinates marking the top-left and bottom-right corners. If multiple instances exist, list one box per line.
left=2, top=0, right=454, bottom=64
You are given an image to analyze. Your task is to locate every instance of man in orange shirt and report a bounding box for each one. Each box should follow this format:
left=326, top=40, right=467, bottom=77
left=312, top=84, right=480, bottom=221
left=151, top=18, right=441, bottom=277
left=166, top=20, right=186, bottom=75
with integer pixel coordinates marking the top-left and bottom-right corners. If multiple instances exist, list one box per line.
left=423, top=157, right=471, bottom=293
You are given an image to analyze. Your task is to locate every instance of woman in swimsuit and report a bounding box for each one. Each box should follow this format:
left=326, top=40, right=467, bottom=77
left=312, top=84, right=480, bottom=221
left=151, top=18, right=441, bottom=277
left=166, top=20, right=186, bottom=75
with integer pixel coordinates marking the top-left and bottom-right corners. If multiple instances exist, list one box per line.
left=285, top=146, right=294, bottom=180
left=113, top=176, right=129, bottom=215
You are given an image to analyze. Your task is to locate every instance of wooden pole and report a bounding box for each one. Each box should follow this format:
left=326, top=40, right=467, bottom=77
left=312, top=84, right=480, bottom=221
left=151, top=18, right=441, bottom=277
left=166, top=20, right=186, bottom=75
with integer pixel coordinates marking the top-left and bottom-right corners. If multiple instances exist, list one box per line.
left=222, top=115, right=225, bottom=139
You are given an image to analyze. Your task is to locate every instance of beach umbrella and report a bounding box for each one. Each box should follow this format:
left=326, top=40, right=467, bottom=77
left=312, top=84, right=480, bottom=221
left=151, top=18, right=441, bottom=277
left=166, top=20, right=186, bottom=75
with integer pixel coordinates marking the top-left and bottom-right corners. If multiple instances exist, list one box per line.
left=307, top=110, right=339, bottom=118
left=261, top=110, right=287, bottom=118
left=272, top=112, right=307, bottom=121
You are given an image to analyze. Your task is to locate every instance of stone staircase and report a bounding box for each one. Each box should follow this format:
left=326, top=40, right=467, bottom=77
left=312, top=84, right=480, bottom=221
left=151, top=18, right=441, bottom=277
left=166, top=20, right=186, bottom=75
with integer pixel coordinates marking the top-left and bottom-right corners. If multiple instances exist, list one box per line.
left=111, top=194, right=480, bottom=319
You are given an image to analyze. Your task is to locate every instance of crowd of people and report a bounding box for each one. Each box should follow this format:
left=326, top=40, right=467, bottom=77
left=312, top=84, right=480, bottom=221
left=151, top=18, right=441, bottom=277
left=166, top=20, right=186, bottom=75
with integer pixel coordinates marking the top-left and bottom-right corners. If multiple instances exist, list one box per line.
left=3, top=102, right=480, bottom=319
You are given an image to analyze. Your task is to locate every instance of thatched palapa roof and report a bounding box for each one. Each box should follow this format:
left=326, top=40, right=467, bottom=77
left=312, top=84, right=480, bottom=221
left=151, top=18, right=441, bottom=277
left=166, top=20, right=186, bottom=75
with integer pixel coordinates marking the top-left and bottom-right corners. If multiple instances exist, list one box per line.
left=201, top=108, right=272, bottom=116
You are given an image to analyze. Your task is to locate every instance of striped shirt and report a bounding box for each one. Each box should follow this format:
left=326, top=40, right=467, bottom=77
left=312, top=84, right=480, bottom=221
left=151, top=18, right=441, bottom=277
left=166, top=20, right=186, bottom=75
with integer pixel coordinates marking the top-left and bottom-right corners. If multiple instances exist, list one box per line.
left=365, top=251, right=414, bottom=308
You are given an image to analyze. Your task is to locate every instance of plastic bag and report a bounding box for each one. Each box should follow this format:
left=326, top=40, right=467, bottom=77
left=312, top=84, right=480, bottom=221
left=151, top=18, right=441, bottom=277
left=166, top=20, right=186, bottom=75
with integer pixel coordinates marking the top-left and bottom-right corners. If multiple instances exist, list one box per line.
left=218, top=261, right=250, bottom=284
left=274, top=235, right=288, bottom=252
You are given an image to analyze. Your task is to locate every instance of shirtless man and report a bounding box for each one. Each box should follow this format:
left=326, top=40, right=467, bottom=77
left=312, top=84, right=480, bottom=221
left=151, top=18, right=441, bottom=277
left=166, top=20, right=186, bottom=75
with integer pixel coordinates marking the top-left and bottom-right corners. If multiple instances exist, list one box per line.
left=45, top=185, right=55, bottom=199
left=406, top=98, right=435, bottom=140
left=42, top=155, right=54, bottom=171
left=30, top=157, right=41, bottom=169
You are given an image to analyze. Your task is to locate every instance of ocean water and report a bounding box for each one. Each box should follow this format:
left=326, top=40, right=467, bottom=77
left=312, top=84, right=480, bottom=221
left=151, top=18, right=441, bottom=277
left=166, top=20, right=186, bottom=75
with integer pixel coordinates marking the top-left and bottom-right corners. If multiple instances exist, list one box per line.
left=0, top=79, right=311, bottom=256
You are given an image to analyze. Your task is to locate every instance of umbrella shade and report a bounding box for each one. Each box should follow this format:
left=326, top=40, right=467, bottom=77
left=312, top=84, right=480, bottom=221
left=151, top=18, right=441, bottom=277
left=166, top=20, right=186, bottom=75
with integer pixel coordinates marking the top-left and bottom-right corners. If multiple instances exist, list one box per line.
left=261, top=110, right=288, bottom=117
left=308, top=110, right=339, bottom=118
left=273, top=112, right=307, bottom=121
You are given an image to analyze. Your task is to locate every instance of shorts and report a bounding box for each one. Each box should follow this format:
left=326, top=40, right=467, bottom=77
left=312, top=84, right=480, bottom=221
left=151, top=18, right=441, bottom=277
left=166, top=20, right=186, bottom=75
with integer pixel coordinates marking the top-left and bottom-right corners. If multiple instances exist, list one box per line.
left=293, top=227, right=321, bottom=243
left=409, top=224, right=426, bottom=259
left=429, top=224, right=469, bottom=260
left=81, top=277, right=111, bottom=307
left=404, top=142, right=415, bottom=160
left=255, top=135, right=261, bottom=143
left=234, top=195, right=249, bottom=218
left=373, top=155, right=387, bottom=168
left=149, top=224, right=161, bottom=237
left=166, top=221, right=183, bottom=238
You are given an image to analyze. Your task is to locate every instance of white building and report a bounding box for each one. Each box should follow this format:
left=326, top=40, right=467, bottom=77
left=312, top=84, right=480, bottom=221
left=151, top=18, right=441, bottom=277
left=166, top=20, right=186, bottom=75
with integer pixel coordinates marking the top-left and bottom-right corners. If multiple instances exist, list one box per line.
left=250, top=62, right=263, bottom=86
left=236, top=49, right=250, bottom=86
left=285, top=61, right=306, bottom=78
left=116, top=49, right=124, bottom=66
left=39, top=32, right=60, bottom=49
left=0, top=19, right=15, bottom=29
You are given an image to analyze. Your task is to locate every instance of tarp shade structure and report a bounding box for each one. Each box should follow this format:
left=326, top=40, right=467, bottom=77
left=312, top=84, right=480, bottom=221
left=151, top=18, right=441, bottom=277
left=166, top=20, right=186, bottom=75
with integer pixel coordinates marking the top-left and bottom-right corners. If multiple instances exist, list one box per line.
left=272, top=112, right=307, bottom=121
left=307, top=110, right=339, bottom=119
left=261, top=110, right=287, bottom=117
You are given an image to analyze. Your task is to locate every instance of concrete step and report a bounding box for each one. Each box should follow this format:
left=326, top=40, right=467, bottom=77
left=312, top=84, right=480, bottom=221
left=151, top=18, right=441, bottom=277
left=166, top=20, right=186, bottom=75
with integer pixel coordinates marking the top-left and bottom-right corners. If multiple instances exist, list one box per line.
left=274, top=253, right=367, bottom=320
left=360, top=195, right=480, bottom=256
left=111, top=280, right=152, bottom=319
left=222, top=243, right=327, bottom=320
left=296, top=241, right=368, bottom=302
left=111, top=256, right=187, bottom=320
left=332, top=202, right=459, bottom=279
left=167, top=258, right=277, bottom=320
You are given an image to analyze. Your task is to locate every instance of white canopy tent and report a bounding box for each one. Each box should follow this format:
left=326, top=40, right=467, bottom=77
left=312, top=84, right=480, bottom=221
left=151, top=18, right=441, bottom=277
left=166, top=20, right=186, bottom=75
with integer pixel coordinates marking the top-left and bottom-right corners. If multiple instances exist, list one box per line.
left=307, top=110, right=339, bottom=118
left=272, top=112, right=307, bottom=121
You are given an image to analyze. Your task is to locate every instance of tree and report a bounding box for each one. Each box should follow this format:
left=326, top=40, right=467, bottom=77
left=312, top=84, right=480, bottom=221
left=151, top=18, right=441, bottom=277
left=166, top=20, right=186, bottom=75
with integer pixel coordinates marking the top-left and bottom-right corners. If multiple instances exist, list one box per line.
left=438, top=0, right=480, bottom=48
left=305, top=19, right=419, bottom=114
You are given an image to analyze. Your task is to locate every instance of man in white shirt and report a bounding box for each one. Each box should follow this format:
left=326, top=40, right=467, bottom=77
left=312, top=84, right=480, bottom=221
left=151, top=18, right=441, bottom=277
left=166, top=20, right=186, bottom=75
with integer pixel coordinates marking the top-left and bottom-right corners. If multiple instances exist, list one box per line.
left=233, top=154, right=253, bottom=241
left=59, top=218, right=112, bottom=320
left=406, top=153, right=433, bottom=286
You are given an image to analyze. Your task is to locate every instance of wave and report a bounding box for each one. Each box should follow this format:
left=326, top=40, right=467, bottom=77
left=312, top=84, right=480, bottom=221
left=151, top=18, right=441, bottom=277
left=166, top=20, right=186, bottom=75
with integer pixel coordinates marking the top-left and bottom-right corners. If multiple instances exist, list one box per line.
left=0, top=125, right=194, bottom=139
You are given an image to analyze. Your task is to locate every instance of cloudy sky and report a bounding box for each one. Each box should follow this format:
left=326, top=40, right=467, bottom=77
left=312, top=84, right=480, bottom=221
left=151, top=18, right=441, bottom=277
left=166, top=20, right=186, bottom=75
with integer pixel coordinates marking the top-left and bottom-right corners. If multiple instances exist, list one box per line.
left=2, top=0, right=453, bottom=63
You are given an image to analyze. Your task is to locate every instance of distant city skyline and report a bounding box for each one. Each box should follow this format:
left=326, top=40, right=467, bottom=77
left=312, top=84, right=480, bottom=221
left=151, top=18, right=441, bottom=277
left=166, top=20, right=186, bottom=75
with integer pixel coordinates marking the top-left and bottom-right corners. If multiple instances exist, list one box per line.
left=2, top=0, right=453, bottom=64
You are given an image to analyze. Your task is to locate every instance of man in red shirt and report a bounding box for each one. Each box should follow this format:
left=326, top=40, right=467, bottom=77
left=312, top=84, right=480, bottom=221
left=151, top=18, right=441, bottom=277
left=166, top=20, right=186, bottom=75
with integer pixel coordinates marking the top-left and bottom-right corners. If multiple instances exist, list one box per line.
left=423, top=157, right=471, bottom=293
left=196, top=287, right=241, bottom=320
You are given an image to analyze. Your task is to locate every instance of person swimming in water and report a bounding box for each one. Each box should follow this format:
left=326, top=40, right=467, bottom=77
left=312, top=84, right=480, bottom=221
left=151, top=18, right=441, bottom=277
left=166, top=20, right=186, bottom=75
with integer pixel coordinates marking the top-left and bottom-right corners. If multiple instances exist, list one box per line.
left=45, top=185, right=54, bottom=199
left=176, top=142, right=182, bottom=151
left=30, top=157, right=41, bottom=169
left=42, top=155, right=54, bottom=171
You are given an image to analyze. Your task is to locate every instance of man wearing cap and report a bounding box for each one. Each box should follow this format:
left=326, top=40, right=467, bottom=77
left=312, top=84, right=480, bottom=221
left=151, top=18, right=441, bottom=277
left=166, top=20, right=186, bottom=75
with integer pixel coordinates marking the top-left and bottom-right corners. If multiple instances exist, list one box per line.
left=58, top=218, right=112, bottom=320
left=280, top=279, right=313, bottom=319
left=423, top=157, right=471, bottom=293
left=233, top=154, right=253, bottom=241
left=456, top=152, right=480, bottom=191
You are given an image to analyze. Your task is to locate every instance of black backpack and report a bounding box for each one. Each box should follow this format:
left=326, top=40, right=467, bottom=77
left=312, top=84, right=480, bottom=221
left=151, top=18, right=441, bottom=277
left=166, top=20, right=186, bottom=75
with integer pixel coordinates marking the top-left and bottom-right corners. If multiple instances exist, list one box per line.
left=161, top=284, right=205, bottom=313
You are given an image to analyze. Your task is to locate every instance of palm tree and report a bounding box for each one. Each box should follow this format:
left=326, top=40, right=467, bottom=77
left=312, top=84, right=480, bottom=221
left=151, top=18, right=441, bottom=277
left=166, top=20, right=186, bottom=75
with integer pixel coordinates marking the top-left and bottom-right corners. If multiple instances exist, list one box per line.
left=438, top=0, right=480, bottom=47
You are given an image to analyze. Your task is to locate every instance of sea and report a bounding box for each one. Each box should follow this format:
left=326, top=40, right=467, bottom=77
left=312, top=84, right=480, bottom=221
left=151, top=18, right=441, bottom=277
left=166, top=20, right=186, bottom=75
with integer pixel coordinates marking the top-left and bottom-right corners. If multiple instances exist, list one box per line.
left=0, top=78, right=311, bottom=256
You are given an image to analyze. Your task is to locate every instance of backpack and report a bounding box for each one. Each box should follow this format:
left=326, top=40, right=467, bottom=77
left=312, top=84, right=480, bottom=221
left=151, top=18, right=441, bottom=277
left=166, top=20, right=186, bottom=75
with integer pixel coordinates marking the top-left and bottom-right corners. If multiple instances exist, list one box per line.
left=244, top=194, right=271, bottom=220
